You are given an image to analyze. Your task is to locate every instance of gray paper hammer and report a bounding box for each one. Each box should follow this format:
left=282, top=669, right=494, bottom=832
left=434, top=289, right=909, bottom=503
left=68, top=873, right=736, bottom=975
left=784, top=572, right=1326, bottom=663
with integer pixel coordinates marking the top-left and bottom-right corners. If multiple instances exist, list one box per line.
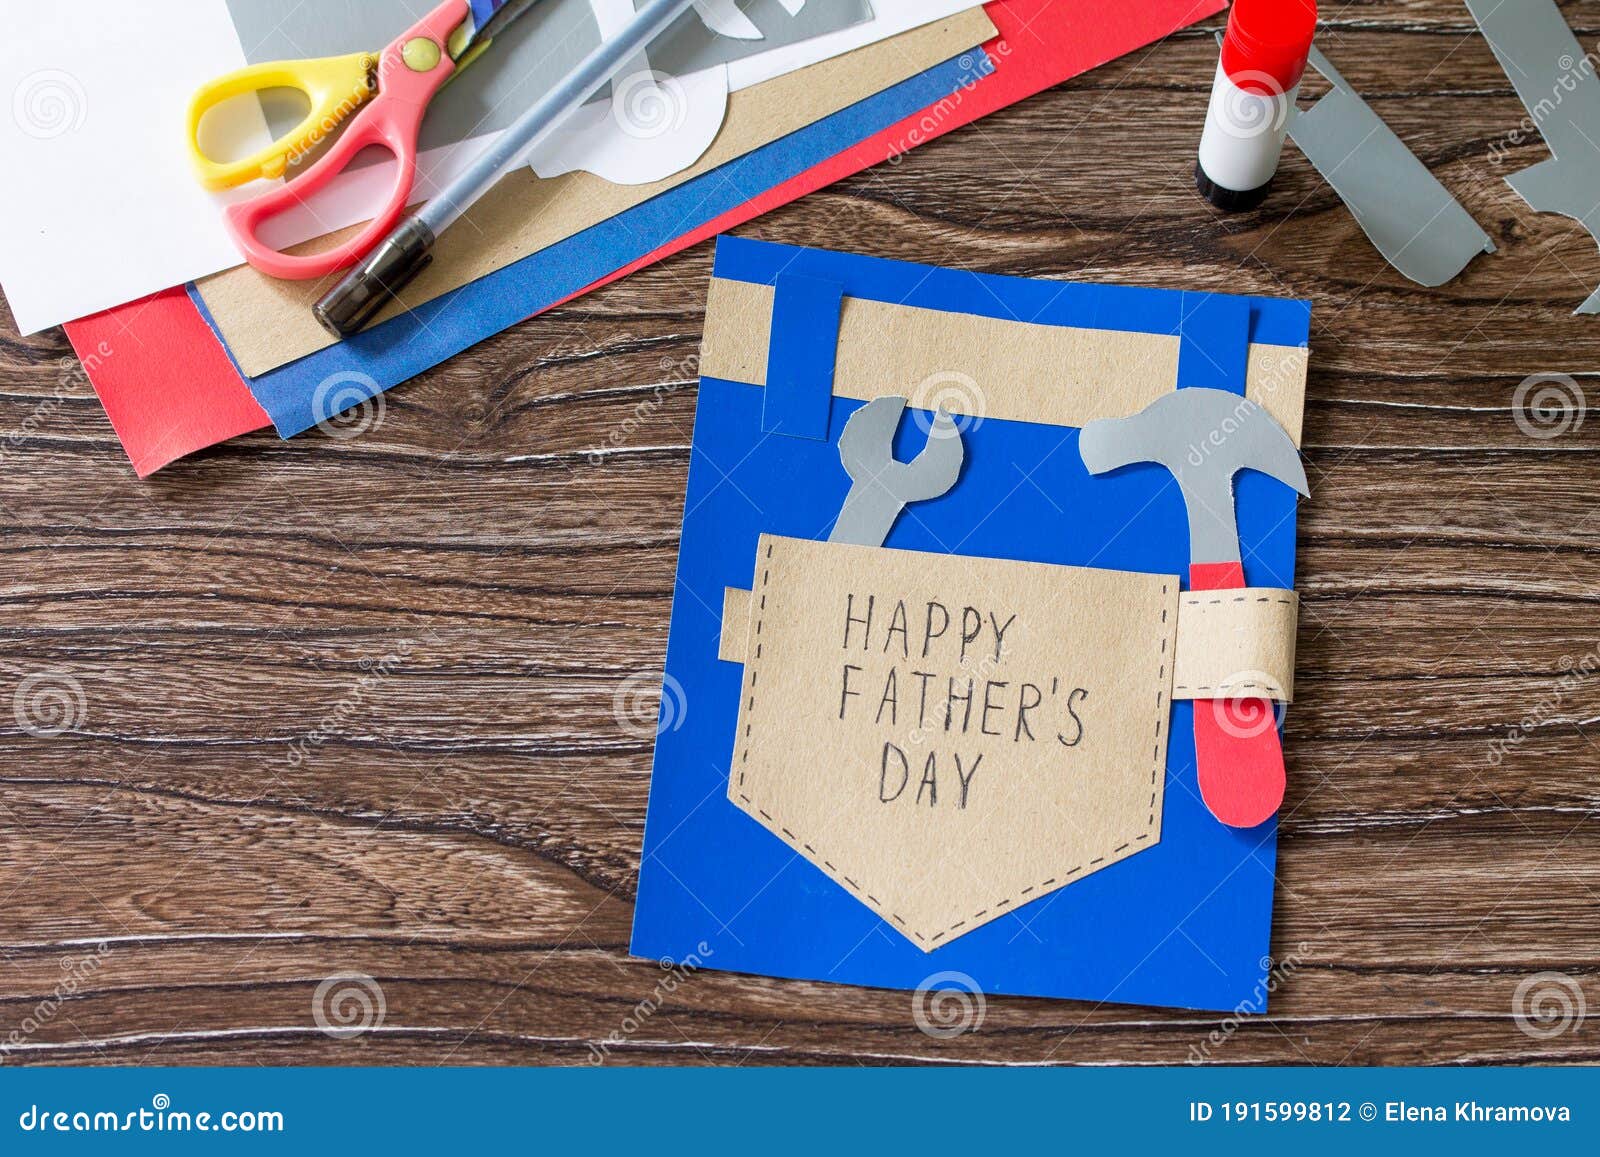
left=1080, top=388, right=1307, bottom=829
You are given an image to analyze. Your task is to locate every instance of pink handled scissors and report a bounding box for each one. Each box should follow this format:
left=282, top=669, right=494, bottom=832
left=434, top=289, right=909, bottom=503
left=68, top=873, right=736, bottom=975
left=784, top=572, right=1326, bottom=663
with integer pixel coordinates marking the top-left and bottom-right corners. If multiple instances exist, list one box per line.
left=188, top=0, right=550, bottom=281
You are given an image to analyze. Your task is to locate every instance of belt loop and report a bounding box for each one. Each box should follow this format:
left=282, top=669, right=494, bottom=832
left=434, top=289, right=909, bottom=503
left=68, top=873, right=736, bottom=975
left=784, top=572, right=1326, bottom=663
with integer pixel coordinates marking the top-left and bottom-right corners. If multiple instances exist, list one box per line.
left=762, top=274, right=845, bottom=440
left=1177, top=290, right=1252, bottom=393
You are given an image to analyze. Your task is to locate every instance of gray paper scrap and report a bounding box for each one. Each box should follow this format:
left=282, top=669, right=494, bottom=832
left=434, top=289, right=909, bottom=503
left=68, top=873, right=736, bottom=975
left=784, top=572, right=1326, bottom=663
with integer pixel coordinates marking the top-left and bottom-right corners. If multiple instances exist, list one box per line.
left=1286, top=45, right=1494, bottom=289
left=1466, top=0, right=1600, bottom=314
left=225, top=0, right=874, bottom=155
left=694, top=0, right=765, bottom=38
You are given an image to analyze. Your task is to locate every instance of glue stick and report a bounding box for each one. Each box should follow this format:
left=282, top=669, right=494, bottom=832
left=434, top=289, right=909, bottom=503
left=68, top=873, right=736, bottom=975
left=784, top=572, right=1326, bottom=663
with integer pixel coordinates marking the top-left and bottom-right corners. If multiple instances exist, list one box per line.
left=1196, top=0, right=1317, bottom=211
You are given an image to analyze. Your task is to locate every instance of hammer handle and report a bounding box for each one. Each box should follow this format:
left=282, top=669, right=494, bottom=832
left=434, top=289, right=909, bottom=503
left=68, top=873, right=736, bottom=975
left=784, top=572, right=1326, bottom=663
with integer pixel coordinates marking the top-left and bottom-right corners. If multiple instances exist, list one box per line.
left=1190, top=561, right=1287, bottom=828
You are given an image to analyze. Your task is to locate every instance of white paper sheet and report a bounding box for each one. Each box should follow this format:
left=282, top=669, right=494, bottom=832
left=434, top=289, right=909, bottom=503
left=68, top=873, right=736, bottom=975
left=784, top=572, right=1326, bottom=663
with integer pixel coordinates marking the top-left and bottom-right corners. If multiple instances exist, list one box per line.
left=0, top=2, right=269, bottom=334
left=0, top=0, right=986, bottom=334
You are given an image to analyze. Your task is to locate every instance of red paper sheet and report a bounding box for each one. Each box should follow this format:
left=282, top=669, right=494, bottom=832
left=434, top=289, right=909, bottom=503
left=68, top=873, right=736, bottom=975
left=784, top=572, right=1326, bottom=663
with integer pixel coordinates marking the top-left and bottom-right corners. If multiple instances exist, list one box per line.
left=63, top=0, right=1223, bottom=475
left=63, top=288, right=270, bottom=477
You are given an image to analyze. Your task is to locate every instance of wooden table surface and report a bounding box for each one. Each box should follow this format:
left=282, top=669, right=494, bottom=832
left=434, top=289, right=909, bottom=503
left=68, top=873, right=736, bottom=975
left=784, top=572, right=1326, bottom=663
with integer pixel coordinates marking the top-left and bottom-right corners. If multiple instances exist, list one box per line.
left=3, top=1, right=1599, bottom=1066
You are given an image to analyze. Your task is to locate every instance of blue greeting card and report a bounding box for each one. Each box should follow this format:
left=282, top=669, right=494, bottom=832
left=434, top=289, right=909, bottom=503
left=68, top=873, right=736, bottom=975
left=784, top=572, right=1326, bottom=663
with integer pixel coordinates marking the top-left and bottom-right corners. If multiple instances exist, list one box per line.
left=631, top=237, right=1311, bottom=1011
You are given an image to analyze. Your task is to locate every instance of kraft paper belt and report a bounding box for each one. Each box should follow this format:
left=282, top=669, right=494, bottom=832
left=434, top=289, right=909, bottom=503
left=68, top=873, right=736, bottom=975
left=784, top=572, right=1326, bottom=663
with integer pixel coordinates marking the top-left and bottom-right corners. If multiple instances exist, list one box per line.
left=698, top=277, right=1308, bottom=443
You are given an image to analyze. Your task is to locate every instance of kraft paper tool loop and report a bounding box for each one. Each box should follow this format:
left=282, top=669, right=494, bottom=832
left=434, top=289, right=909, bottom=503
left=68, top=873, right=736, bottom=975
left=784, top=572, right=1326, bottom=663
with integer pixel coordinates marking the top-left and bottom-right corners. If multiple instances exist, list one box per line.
left=188, top=0, right=632, bottom=282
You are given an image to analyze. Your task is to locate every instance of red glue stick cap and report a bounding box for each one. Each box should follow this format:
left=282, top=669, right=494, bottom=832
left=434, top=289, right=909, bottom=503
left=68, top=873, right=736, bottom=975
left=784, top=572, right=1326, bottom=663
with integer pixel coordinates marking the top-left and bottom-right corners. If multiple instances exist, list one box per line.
left=1220, top=0, right=1317, bottom=95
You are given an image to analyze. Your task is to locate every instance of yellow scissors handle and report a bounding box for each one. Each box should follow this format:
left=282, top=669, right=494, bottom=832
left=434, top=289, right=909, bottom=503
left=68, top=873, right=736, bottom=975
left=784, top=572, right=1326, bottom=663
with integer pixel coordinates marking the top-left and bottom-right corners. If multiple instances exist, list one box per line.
left=187, top=52, right=379, bottom=191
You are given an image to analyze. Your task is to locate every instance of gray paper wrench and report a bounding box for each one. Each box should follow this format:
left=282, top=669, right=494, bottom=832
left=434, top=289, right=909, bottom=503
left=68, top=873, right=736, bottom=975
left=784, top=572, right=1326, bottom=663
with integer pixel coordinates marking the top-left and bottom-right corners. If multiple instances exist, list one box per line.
left=828, top=396, right=966, bottom=548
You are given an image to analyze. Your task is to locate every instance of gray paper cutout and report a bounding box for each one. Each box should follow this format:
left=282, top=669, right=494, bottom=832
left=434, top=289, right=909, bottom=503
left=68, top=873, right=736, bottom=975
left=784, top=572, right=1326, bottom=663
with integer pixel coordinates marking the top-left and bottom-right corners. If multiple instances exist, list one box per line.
left=1286, top=44, right=1495, bottom=289
left=1078, top=389, right=1308, bottom=566
left=225, top=0, right=873, bottom=155
left=1465, top=0, right=1600, bottom=314
left=830, top=397, right=965, bottom=548
left=694, top=0, right=766, bottom=38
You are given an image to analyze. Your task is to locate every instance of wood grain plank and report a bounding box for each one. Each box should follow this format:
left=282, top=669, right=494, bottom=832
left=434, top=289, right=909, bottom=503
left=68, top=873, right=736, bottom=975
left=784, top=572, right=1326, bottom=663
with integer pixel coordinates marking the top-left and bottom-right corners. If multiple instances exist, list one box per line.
left=3, top=1, right=1600, bottom=1066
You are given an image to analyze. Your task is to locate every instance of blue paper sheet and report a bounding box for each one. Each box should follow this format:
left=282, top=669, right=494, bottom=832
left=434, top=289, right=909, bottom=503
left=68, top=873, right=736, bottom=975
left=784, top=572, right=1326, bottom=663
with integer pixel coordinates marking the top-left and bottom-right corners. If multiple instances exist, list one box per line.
left=629, top=237, right=1312, bottom=1011
left=190, top=49, right=994, bottom=438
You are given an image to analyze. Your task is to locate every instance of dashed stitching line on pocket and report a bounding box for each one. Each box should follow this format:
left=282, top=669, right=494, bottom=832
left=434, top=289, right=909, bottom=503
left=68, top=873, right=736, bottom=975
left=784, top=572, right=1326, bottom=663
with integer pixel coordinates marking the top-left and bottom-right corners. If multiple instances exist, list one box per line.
left=735, top=540, right=777, bottom=796
left=734, top=539, right=1171, bottom=945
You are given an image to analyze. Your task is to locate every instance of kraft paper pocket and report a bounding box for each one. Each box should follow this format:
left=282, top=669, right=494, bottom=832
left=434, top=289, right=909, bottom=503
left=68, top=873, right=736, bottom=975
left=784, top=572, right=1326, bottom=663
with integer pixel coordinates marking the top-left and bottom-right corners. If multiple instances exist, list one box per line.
left=717, top=536, right=1298, bottom=948
left=632, top=237, right=1312, bottom=1012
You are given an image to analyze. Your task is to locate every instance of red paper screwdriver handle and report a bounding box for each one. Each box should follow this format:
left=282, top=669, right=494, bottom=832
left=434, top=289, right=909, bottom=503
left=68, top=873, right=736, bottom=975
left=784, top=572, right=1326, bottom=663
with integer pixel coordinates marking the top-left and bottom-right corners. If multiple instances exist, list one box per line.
left=1190, top=560, right=1286, bottom=828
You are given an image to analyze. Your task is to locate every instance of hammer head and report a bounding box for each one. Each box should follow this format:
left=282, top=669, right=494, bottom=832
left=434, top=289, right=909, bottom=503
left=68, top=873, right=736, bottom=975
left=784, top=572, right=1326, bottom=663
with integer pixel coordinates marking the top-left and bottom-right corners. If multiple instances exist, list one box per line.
left=1079, top=388, right=1308, bottom=565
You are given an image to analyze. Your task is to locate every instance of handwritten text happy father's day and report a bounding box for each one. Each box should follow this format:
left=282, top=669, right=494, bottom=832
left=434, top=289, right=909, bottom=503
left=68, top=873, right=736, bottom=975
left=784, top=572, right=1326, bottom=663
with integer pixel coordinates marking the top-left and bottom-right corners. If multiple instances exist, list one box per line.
left=835, top=592, right=1092, bottom=811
